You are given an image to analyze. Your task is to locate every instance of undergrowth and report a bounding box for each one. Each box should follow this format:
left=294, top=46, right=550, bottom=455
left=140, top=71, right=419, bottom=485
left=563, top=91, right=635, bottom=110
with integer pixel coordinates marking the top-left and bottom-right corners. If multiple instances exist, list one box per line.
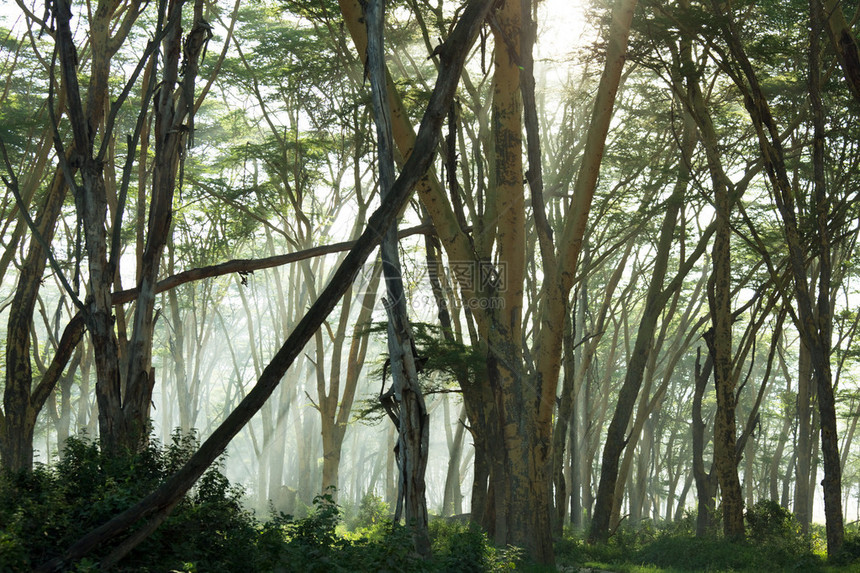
left=4, top=438, right=860, bottom=572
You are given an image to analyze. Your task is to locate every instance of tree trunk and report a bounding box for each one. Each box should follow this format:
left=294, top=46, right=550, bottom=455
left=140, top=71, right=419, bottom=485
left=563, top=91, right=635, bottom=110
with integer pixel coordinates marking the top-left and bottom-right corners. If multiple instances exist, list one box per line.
left=692, top=348, right=717, bottom=537
left=588, top=113, right=692, bottom=541
left=124, top=0, right=210, bottom=449
left=366, top=0, right=431, bottom=558
left=442, top=401, right=467, bottom=517
left=38, top=5, right=494, bottom=568
left=710, top=0, right=845, bottom=552
left=705, top=157, right=745, bottom=539
left=795, top=341, right=813, bottom=533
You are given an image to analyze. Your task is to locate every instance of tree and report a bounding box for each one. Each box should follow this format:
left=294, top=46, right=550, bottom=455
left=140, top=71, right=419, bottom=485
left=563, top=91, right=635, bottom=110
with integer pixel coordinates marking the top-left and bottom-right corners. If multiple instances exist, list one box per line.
left=37, top=1, right=494, bottom=567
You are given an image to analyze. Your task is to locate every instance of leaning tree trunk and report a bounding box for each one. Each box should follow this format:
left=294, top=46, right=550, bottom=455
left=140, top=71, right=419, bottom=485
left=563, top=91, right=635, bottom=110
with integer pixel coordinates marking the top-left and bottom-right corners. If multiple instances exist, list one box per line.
left=36, top=2, right=495, bottom=570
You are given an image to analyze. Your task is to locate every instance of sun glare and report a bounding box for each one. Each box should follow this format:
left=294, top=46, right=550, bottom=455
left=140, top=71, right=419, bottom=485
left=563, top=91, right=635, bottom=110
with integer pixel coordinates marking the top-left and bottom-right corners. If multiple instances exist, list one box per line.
left=536, top=0, right=589, bottom=61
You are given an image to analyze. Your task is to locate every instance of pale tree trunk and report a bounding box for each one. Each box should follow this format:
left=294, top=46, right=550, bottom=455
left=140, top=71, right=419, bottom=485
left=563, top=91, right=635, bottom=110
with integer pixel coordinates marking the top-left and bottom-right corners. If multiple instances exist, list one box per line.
left=320, top=264, right=380, bottom=496
left=795, top=341, right=813, bottom=533
left=366, top=0, right=431, bottom=558
left=341, top=0, right=636, bottom=562
left=124, top=0, right=210, bottom=449
left=769, top=344, right=794, bottom=502
left=484, top=0, right=532, bottom=555
left=441, top=399, right=467, bottom=517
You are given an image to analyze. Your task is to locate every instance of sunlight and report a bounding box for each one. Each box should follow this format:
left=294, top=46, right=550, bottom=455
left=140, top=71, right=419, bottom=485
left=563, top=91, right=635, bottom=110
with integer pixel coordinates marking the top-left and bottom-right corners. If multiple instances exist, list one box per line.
left=536, top=0, right=589, bottom=62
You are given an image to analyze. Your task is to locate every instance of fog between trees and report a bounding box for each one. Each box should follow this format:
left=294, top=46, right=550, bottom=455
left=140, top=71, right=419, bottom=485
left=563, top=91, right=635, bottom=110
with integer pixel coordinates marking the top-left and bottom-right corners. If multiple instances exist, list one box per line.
left=1, top=0, right=860, bottom=567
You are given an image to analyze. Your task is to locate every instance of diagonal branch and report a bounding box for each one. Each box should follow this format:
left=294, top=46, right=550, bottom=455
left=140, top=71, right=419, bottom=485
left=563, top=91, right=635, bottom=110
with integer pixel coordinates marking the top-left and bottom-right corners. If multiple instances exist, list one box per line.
left=36, top=1, right=495, bottom=569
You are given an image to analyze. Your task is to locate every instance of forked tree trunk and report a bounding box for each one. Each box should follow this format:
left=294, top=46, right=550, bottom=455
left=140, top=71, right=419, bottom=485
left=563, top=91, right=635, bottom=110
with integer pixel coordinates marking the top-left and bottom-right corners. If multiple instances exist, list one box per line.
left=37, top=4, right=493, bottom=569
left=124, top=0, right=210, bottom=450
left=367, top=0, right=433, bottom=558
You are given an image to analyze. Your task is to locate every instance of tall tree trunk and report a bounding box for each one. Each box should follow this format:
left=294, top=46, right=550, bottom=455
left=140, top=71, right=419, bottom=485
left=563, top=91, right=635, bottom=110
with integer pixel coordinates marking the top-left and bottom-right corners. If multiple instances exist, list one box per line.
left=124, top=0, right=210, bottom=449
left=705, top=124, right=745, bottom=540
left=795, top=341, right=813, bottom=533
left=809, top=0, right=844, bottom=553
left=366, top=0, right=431, bottom=557
left=588, top=111, right=692, bottom=542
left=709, top=0, right=845, bottom=552
left=769, top=345, right=794, bottom=503
left=320, top=265, right=379, bottom=496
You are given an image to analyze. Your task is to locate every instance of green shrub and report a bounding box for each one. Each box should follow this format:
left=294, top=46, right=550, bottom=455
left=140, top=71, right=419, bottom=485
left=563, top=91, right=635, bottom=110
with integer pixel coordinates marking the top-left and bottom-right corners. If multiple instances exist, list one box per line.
left=346, top=491, right=390, bottom=531
left=633, top=531, right=822, bottom=571
left=832, top=530, right=860, bottom=565
left=0, top=432, right=261, bottom=572
left=746, top=499, right=799, bottom=542
left=430, top=519, right=518, bottom=572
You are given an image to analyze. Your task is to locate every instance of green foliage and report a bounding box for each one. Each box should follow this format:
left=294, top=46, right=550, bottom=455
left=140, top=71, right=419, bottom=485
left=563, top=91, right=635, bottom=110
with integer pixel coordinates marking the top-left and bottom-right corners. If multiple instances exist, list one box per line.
left=0, top=431, right=257, bottom=572
left=0, top=449, right=521, bottom=573
left=835, top=530, right=860, bottom=565
left=356, top=321, right=485, bottom=423
left=346, top=491, right=390, bottom=530
left=633, top=535, right=822, bottom=572
left=429, top=520, right=519, bottom=572
left=553, top=514, right=826, bottom=572
left=746, top=499, right=800, bottom=542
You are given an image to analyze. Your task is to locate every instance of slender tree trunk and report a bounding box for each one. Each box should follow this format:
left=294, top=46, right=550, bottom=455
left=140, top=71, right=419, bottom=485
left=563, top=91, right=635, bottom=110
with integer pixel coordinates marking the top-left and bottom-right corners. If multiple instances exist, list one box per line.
left=442, top=401, right=467, bottom=517
left=366, top=0, right=431, bottom=557
left=710, top=0, right=845, bottom=552
left=706, top=157, right=745, bottom=539
left=770, top=347, right=794, bottom=502
left=795, top=341, right=813, bottom=533
left=124, top=0, right=210, bottom=449
left=321, top=265, right=379, bottom=495
left=809, top=0, right=844, bottom=553
left=589, top=116, right=692, bottom=542
left=37, top=4, right=496, bottom=569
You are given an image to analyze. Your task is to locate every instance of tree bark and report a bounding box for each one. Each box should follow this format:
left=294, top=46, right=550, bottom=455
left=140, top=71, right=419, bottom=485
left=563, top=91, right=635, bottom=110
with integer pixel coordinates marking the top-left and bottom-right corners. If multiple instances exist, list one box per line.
left=123, top=0, right=210, bottom=449
left=708, top=0, right=845, bottom=553
left=365, top=0, right=431, bottom=557
left=38, top=3, right=493, bottom=567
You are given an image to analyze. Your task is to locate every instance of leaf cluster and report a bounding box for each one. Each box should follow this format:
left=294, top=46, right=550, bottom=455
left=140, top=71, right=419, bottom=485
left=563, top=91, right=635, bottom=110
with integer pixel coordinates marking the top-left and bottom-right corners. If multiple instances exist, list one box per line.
left=355, top=321, right=484, bottom=424
left=0, top=431, right=255, bottom=572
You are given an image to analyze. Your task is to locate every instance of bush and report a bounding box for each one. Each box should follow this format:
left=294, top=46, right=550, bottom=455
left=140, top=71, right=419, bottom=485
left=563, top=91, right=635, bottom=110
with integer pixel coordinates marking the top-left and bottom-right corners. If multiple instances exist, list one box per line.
left=746, top=499, right=799, bottom=542
left=0, top=431, right=261, bottom=572
left=628, top=504, right=823, bottom=573
left=0, top=440, right=538, bottom=572
left=346, top=491, right=390, bottom=531
left=430, top=520, right=519, bottom=572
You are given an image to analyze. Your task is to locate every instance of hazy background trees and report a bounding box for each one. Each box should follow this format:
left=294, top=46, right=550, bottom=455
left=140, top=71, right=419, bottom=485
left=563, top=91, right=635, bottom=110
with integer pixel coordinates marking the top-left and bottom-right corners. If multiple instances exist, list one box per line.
left=2, top=0, right=860, bottom=567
